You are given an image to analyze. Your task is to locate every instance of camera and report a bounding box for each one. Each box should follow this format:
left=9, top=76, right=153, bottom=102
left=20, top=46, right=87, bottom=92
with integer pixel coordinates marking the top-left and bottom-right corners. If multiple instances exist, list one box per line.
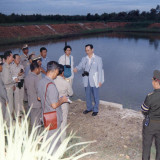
left=17, top=79, right=24, bottom=89
left=82, top=71, right=89, bottom=77
left=20, top=69, right=24, bottom=73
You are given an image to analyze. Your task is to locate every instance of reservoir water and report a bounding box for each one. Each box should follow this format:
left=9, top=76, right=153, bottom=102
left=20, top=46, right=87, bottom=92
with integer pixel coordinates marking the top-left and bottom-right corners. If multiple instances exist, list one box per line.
left=1, top=32, right=160, bottom=110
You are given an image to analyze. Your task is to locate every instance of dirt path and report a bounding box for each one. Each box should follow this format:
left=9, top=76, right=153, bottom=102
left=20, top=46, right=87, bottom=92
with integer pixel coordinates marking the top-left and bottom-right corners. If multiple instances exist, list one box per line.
left=67, top=100, right=156, bottom=160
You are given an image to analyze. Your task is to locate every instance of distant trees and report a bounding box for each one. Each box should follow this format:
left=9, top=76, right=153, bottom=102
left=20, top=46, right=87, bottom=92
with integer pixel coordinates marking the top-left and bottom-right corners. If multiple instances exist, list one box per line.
left=0, top=5, right=160, bottom=24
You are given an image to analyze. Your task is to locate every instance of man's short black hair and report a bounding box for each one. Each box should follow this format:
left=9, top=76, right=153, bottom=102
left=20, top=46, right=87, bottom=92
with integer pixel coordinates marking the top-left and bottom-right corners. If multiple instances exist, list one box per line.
left=30, top=61, right=39, bottom=72
left=85, top=44, right=93, bottom=49
left=64, top=45, right=72, bottom=52
left=13, top=54, right=19, bottom=59
left=47, top=61, right=59, bottom=72
left=58, top=64, right=64, bottom=75
left=40, top=47, right=47, bottom=52
left=28, top=54, right=35, bottom=60
left=4, top=50, right=12, bottom=60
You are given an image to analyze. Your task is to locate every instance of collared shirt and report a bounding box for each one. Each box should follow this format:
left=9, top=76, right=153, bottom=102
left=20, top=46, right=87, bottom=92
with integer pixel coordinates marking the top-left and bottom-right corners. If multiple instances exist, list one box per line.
left=10, top=63, right=24, bottom=80
left=41, top=56, right=49, bottom=72
left=141, top=89, right=160, bottom=120
left=87, top=53, right=95, bottom=65
left=1, top=62, right=14, bottom=89
left=25, top=72, right=41, bottom=108
left=20, top=53, right=29, bottom=70
left=37, top=76, right=62, bottom=125
left=24, top=64, right=30, bottom=77
left=58, top=54, right=74, bottom=79
left=54, top=76, right=73, bottom=98
left=0, top=73, right=8, bottom=103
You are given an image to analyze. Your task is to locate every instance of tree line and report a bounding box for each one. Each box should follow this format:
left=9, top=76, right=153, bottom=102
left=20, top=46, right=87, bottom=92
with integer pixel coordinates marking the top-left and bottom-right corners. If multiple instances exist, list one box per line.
left=0, top=5, right=160, bottom=24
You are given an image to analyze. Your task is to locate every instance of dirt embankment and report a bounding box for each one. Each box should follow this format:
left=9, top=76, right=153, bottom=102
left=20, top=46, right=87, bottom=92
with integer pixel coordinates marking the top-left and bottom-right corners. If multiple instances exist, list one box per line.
left=68, top=100, right=156, bottom=160
left=0, top=22, right=160, bottom=45
left=0, top=22, right=128, bottom=45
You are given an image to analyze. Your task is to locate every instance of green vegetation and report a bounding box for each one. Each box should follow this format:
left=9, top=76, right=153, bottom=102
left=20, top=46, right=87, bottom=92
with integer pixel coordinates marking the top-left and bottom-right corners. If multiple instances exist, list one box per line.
left=0, top=5, right=160, bottom=25
left=0, top=106, right=96, bottom=160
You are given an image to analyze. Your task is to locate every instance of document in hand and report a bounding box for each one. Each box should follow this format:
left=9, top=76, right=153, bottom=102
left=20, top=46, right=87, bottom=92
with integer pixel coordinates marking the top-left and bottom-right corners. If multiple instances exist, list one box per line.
left=93, top=69, right=104, bottom=88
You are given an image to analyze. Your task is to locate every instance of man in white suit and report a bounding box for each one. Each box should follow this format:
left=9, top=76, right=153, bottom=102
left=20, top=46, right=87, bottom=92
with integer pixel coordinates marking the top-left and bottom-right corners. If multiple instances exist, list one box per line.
left=74, top=44, right=103, bottom=116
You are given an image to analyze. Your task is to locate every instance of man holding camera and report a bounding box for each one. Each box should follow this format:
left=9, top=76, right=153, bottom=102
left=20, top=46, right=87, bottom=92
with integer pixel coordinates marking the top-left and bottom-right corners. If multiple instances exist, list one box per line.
left=11, top=54, right=24, bottom=117
left=74, top=44, right=103, bottom=116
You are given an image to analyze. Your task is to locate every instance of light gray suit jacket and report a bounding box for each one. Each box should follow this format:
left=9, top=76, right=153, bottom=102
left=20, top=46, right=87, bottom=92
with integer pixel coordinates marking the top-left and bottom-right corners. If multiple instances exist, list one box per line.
left=76, top=54, right=103, bottom=87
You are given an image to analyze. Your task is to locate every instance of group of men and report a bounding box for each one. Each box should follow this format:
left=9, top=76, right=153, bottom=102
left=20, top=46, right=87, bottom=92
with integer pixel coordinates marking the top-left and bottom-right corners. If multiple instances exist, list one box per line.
left=1, top=41, right=160, bottom=159
left=0, top=43, right=104, bottom=151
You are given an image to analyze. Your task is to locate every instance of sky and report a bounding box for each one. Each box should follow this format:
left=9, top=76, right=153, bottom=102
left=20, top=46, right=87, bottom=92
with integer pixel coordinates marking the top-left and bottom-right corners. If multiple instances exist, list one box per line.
left=0, top=0, right=159, bottom=15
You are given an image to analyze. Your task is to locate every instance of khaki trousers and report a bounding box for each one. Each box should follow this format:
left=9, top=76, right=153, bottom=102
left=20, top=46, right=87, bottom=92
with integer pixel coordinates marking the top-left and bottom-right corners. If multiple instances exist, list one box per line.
left=5, top=88, right=13, bottom=125
left=60, top=103, right=69, bottom=142
left=30, top=108, right=41, bottom=127
left=0, top=100, right=6, bottom=119
left=14, top=86, right=24, bottom=116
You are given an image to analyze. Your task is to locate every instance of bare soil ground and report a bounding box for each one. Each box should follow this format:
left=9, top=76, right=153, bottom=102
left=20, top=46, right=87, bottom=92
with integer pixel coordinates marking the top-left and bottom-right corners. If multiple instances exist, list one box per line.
left=67, top=100, right=156, bottom=160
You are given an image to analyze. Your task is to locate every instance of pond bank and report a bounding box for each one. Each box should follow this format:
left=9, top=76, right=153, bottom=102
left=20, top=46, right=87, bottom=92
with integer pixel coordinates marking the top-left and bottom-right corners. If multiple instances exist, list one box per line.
left=0, top=22, right=160, bottom=45
left=68, top=100, right=156, bottom=160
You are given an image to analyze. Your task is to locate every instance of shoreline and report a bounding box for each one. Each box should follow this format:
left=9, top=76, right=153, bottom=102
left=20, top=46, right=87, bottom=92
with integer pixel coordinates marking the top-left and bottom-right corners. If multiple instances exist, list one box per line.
left=0, top=22, right=160, bottom=46
left=68, top=100, right=156, bottom=160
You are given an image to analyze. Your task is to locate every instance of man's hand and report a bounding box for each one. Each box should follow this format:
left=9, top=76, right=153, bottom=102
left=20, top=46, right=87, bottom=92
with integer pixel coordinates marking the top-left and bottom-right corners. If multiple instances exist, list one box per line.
left=15, top=78, right=19, bottom=83
left=5, top=102, right=8, bottom=107
left=40, top=67, right=46, bottom=75
left=59, top=96, right=68, bottom=104
left=13, top=85, right=16, bottom=91
left=73, top=68, right=78, bottom=73
left=51, top=96, right=68, bottom=109
left=18, top=72, right=24, bottom=77
left=99, top=82, right=102, bottom=87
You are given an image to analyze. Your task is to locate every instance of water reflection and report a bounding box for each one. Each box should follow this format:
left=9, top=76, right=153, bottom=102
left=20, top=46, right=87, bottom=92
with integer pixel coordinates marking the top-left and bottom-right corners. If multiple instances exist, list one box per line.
left=0, top=32, right=160, bottom=110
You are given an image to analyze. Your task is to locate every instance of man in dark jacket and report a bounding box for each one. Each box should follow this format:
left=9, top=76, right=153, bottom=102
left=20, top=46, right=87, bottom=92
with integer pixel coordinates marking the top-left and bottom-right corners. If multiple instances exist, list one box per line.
left=141, top=70, right=160, bottom=160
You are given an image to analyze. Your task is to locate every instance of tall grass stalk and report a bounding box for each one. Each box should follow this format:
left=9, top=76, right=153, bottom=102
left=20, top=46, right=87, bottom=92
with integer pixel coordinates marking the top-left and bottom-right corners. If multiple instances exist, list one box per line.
left=0, top=105, right=96, bottom=160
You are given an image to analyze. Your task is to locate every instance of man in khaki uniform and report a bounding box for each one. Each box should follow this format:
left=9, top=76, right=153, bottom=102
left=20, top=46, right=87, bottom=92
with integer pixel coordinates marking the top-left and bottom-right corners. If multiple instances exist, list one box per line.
left=54, top=64, right=73, bottom=142
left=32, top=55, right=43, bottom=79
left=24, top=53, right=35, bottom=77
left=11, top=54, right=24, bottom=117
left=0, top=57, right=8, bottom=119
left=20, top=44, right=31, bottom=102
left=20, top=44, right=30, bottom=70
left=25, top=61, right=42, bottom=126
left=2, top=51, right=18, bottom=124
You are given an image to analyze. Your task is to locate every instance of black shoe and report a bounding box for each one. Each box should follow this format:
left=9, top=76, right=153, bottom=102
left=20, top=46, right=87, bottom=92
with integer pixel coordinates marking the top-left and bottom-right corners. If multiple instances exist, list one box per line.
left=92, top=112, right=98, bottom=116
left=83, top=110, right=92, bottom=114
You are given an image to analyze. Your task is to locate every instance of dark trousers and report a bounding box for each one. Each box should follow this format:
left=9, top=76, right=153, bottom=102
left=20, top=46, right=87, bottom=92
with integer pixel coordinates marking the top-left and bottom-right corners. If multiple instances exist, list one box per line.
left=142, top=120, right=160, bottom=160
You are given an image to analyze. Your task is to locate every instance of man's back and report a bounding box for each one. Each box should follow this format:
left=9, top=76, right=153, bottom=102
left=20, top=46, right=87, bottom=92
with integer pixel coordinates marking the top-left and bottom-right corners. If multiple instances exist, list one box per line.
left=25, top=72, right=41, bottom=108
left=1, top=63, right=13, bottom=88
left=54, top=76, right=73, bottom=97
left=0, top=73, right=8, bottom=103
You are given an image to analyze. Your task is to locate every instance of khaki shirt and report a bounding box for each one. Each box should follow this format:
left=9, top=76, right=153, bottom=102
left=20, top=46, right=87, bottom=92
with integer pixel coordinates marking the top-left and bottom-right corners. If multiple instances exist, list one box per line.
left=25, top=72, right=41, bottom=108
left=54, top=76, right=73, bottom=98
left=10, top=63, right=24, bottom=80
left=0, top=73, right=8, bottom=103
left=20, top=53, right=29, bottom=70
left=1, top=62, right=14, bottom=89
